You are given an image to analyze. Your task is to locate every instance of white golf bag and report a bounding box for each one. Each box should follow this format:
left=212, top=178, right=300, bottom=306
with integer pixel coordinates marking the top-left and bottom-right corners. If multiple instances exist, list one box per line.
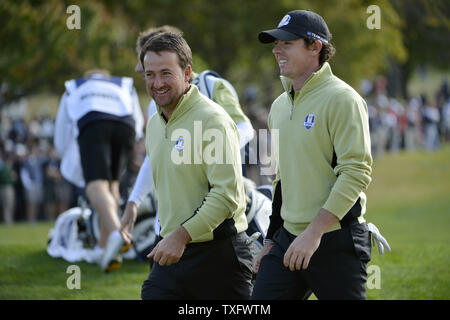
left=47, top=193, right=158, bottom=263
left=242, top=178, right=273, bottom=256
left=47, top=177, right=272, bottom=263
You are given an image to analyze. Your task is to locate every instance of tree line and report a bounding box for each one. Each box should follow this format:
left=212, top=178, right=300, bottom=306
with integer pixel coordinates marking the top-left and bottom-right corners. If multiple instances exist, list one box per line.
left=1, top=0, right=448, bottom=107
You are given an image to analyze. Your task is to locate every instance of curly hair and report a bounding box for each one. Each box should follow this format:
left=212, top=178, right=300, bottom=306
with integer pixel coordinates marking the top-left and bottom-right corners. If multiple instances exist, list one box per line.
left=303, top=36, right=336, bottom=66
left=139, top=32, right=192, bottom=72
left=136, top=25, right=183, bottom=54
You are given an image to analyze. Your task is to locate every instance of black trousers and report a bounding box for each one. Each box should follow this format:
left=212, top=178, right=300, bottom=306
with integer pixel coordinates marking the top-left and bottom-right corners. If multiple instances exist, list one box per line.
left=78, top=120, right=135, bottom=184
left=252, top=223, right=371, bottom=300
left=141, top=232, right=253, bottom=300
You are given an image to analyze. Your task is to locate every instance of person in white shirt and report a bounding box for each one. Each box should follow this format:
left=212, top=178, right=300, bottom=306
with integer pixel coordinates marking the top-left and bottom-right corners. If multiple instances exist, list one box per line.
left=54, top=69, right=144, bottom=272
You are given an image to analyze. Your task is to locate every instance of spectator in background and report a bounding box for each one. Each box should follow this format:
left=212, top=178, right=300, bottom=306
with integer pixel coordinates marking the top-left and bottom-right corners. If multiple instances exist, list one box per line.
left=442, top=99, right=450, bottom=142
left=371, top=91, right=390, bottom=156
left=0, top=145, right=16, bottom=225
left=11, top=143, right=27, bottom=222
left=387, top=98, right=404, bottom=153
left=28, top=116, right=41, bottom=141
left=436, top=79, right=449, bottom=140
left=40, top=112, right=55, bottom=143
left=422, top=98, right=441, bottom=151
left=405, top=97, right=423, bottom=151
left=367, top=103, right=382, bottom=157
left=9, top=118, right=28, bottom=144
left=43, top=147, right=71, bottom=220
left=0, top=115, right=13, bottom=142
left=20, top=142, right=45, bottom=223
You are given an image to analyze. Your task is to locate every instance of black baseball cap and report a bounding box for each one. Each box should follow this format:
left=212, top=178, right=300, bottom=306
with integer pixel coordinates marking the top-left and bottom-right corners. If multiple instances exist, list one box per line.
left=258, top=10, right=330, bottom=44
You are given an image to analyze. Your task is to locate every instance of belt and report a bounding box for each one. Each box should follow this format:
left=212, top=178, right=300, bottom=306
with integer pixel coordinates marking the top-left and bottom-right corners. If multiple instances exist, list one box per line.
left=154, top=231, right=244, bottom=249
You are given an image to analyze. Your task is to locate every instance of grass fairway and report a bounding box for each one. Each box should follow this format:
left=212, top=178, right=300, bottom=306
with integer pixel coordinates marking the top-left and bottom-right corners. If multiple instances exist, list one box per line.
left=1, top=146, right=449, bottom=300
left=365, top=145, right=450, bottom=299
left=0, top=223, right=149, bottom=299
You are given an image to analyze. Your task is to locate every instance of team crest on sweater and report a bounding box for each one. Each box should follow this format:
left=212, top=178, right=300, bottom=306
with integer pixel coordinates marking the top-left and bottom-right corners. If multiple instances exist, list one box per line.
left=174, top=136, right=185, bottom=152
left=303, top=113, right=315, bottom=130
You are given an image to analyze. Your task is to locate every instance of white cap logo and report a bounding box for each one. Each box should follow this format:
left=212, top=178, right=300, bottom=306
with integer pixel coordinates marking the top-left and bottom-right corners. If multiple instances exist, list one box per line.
left=278, top=14, right=291, bottom=28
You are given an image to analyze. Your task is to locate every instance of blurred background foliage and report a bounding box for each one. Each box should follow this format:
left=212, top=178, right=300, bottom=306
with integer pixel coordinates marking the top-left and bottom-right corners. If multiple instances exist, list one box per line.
left=1, top=0, right=448, bottom=108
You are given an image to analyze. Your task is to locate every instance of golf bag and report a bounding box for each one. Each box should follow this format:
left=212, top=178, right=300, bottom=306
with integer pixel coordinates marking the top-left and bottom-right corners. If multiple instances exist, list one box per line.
left=242, top=178, right=272, bottom=257
left=47, top=205, right=93, bottom=262
left=47, top=192, right=158, bottom=262
left=47, top=177, right=272, bottom=263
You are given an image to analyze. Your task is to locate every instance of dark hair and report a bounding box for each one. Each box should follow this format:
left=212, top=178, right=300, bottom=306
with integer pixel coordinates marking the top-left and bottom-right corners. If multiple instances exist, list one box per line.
left=139, top=32, right=192, bottom=72
left=136, top=25, right=183, bottom=54
left=303, top=36, right=336, bottom=66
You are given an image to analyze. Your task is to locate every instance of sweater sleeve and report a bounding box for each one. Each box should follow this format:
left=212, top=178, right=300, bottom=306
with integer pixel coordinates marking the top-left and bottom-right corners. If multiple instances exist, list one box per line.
left=212, top=79, right=254, bottom=148
left=181, top=116, right=246, bottom=241
left=236, top=121, right=255, bottom=149
left=323, top=91, right=373, bottom=220
left=131, top=88, right=145, bottom=140
left=54, top=92, right=72, bottom=158
left=212, top=80, right=250, bottom=126
left=127, top=155, right=153, bottom=206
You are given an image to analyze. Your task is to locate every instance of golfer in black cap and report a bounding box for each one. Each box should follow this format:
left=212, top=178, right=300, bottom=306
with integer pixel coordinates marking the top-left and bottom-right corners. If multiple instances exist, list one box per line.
left=252, top=10, right=374, bottom=300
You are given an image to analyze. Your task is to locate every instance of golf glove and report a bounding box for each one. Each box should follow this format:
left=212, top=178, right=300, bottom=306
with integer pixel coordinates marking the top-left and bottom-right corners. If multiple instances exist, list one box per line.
left=246, top=232, right=261, bottom=245
left=367, top=223, right=391, bottom=254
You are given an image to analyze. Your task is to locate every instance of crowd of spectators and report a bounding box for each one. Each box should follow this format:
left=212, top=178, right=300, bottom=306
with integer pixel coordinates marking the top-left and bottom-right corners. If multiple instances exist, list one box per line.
left=1, top=78, right=449, bottom=225
left=362, top=77, right=450, bottom=157
left=0, top=111, right=73, bottom=225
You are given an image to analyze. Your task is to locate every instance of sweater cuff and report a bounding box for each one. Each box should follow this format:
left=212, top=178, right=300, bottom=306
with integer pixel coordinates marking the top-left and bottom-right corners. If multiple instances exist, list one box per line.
left=322, top=189, right=355, bottom=220
left=182, top=216, right=207, bottom=242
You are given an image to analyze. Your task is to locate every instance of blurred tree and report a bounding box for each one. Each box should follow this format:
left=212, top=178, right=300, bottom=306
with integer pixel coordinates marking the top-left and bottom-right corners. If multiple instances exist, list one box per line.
left=0, top=0, right=138, bottom=107
left=112, top=0, right=407, bottom=105
left=2, top=0, right=413, bottom=109
left=312, top=0, right=407, bottom=89
left=388, top=0, right=449, bottom=99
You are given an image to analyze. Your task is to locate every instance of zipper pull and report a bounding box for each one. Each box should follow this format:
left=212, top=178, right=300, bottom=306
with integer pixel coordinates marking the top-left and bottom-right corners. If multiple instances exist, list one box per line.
left=289, top=88, right=295, bottom=120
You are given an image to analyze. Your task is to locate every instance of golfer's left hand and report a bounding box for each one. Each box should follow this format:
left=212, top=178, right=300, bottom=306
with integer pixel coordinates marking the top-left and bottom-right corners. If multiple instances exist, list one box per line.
left=283, top=228, right=321, bottom=271
left=147, top=226, right=191, bottom=266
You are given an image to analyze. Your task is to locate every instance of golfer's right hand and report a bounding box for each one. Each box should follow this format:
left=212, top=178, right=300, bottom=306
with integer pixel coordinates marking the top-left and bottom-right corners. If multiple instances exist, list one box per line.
left=253, top=241, right=274, bottom=274
left=120, top=201, right=137, bottom=245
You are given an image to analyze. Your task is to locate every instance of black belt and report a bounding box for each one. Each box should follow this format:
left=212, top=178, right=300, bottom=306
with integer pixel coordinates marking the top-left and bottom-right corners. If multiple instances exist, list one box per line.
left=154, top=231, right=243, bottom=249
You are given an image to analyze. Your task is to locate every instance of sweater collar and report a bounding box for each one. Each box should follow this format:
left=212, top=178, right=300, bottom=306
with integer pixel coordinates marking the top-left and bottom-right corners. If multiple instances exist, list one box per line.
left=280, top=62, right=333, bottom=98
left=156, top=84, right=199, bottom=123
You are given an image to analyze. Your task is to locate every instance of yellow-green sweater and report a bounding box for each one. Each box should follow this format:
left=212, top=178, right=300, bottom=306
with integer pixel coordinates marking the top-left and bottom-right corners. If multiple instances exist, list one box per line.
left=146, top=85, right=247, bottom=242
left=268, top=62, right=373, bottom=236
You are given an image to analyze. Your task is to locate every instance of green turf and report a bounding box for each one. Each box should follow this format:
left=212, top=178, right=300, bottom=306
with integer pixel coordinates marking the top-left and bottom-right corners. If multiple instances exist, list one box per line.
left=0, top=223, right=148, bottom=299
left=364, top=146, right=450, bottom=300
left=1, top=146, right=449, bottom=299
